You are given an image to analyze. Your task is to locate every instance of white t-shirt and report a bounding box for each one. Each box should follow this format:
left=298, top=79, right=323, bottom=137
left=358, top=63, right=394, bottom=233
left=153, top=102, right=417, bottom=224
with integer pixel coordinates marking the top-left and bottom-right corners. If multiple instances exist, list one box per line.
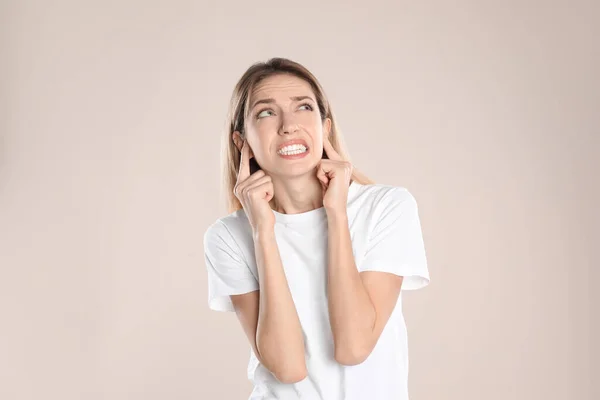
left=204, top=181, right=430, bottom=400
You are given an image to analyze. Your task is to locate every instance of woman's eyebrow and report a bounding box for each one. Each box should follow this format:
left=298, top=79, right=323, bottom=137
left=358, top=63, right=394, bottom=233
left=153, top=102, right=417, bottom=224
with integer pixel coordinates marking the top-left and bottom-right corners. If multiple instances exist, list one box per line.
left=251, top=95, right=315, bottom=110
left=290, top=95, right=315, bottom=102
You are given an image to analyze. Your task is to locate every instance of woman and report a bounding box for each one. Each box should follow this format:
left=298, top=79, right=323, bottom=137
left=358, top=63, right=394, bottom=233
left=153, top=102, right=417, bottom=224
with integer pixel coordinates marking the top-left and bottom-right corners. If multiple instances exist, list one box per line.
left=204, top=57, right=430, bottom=399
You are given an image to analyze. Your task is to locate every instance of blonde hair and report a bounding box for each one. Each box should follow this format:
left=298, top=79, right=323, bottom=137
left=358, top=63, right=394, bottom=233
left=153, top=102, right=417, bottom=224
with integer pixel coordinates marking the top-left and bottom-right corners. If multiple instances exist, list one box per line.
left=221, top=57, right=375, bottom=213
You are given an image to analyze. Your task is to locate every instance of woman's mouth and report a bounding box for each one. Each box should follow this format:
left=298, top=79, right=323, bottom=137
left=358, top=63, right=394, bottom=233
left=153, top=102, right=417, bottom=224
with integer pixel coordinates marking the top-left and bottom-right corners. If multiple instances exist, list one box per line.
left=277, top=144, right=309, bottom=159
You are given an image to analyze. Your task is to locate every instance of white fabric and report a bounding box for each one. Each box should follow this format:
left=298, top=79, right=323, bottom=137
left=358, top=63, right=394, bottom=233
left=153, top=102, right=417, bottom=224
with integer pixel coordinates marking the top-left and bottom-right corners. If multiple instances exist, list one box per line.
left=204, top=181, right=430, bottom=399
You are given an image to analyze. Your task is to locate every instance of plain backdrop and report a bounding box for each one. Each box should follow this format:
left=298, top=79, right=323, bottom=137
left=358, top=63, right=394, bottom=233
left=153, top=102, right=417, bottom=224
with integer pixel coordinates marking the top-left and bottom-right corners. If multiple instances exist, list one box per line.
left=1, top=1, right=598, bottom=399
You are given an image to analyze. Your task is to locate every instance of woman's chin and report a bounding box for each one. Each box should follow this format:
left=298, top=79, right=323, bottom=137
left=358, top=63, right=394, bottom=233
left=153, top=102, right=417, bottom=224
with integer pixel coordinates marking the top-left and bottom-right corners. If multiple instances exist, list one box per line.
left=268, top=164, right=316, bottom=178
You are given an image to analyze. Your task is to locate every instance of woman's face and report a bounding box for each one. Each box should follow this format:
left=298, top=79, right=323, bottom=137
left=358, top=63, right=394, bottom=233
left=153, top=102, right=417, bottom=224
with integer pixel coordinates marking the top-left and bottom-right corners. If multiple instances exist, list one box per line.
left=240, top=73, right=331, bottom=178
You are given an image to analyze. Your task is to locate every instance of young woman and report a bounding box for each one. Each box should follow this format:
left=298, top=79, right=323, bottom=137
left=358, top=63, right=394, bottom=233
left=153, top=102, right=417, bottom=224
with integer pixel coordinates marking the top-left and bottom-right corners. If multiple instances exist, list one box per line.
left=204, top=57, right=430, bottom=400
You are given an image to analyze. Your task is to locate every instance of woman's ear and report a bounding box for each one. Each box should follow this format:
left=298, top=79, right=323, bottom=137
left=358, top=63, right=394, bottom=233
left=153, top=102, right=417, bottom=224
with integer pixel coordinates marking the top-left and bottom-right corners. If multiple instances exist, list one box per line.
left=232, top=131, right=243, bottom=152
left=232, top=131, right=255, bottom=159
left=323, top=118, right=332, bottom=138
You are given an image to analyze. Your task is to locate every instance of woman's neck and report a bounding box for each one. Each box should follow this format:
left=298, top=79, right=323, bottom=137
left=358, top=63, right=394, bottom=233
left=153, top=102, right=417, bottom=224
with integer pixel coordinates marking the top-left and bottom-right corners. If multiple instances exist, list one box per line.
left=269, top=177, right=353, bottom=215
left=269, top=177, right=324, bottom=215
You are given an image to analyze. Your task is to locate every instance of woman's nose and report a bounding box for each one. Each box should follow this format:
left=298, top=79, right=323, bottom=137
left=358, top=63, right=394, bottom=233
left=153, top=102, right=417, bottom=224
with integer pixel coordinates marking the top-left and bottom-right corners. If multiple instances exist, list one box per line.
left=280, top=114, right=299, bottom=134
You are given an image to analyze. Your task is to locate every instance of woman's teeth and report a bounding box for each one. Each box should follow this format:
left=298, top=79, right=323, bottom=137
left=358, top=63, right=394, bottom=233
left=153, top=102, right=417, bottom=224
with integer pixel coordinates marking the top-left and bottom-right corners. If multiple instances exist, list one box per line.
left=278, top=145, right=307, bottom=155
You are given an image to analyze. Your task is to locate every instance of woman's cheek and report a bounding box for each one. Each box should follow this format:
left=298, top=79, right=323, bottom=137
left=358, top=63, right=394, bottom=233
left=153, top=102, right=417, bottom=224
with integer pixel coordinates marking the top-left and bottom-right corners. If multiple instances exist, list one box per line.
left=258, top=119, right=279, bottom=135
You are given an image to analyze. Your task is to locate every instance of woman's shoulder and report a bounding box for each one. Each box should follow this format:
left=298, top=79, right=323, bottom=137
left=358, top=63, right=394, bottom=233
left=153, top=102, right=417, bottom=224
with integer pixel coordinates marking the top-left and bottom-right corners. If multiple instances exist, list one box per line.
left=203, top=209, right=251, bottom=245
left=351, top=181, right=417, bottom=208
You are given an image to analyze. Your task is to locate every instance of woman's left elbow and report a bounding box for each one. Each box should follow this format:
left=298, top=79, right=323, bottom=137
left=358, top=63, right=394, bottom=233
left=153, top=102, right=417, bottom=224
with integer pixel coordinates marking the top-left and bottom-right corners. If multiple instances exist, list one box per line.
left=334, top=344, right=372, bottom=366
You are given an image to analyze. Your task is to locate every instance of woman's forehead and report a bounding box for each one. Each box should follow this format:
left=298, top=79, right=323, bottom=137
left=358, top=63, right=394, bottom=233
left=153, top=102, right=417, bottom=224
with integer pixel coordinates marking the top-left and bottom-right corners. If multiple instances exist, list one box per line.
left=250, top=74, right=314, bottom=101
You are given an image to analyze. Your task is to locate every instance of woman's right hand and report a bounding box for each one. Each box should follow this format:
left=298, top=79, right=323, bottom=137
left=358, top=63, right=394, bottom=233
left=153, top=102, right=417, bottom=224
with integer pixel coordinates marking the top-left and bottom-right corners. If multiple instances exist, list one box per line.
left=234, top=139, right=275, bottom=232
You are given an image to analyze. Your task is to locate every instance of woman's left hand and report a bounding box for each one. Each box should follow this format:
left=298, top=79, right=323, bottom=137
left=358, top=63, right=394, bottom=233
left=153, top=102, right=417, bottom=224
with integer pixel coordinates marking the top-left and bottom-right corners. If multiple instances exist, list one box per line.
left=316, top=134, right=354, bottom=213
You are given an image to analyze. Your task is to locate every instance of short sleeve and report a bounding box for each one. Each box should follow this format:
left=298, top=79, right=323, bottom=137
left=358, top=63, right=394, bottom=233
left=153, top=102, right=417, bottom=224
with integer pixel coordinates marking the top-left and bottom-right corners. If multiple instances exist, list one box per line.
left=358, top=188, right=430, bottom=290
left=203, top=220, right=259, bottom=312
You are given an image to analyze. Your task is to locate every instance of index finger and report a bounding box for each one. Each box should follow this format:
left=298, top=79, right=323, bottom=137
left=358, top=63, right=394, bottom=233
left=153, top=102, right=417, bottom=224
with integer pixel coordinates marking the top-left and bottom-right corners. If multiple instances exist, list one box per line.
left=237, top=139, right=250, bottom=181
left=323, top=134, right=342, bottom=161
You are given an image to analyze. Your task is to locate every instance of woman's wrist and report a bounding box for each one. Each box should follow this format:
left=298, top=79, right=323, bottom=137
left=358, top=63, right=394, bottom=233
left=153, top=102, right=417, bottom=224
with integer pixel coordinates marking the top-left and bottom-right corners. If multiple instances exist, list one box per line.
left=253, top=224, right=275, bottom=240
left=326, top=208, right=348, bottom=224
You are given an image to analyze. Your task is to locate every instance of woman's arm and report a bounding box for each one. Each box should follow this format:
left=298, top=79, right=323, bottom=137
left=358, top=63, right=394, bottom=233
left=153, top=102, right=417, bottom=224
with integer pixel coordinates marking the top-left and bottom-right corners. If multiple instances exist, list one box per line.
left=315, top=135, right=404, bottom=366
left=231, top=227, right=307, bottom=383
left=326, top=210, right=403, bottom=366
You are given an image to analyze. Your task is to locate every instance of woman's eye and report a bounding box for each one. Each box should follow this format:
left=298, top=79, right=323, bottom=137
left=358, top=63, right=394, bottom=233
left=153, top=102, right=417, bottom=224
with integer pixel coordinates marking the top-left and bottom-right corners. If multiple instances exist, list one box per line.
left=299, top=103, right=313, bottom=111
left=257, top=109, right=273, bottom=118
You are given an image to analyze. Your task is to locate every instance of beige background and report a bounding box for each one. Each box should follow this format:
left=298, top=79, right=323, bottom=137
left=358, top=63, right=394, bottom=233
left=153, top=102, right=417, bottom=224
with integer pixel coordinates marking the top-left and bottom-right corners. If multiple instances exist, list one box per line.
left=1, top=1, right=598, bottom=399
